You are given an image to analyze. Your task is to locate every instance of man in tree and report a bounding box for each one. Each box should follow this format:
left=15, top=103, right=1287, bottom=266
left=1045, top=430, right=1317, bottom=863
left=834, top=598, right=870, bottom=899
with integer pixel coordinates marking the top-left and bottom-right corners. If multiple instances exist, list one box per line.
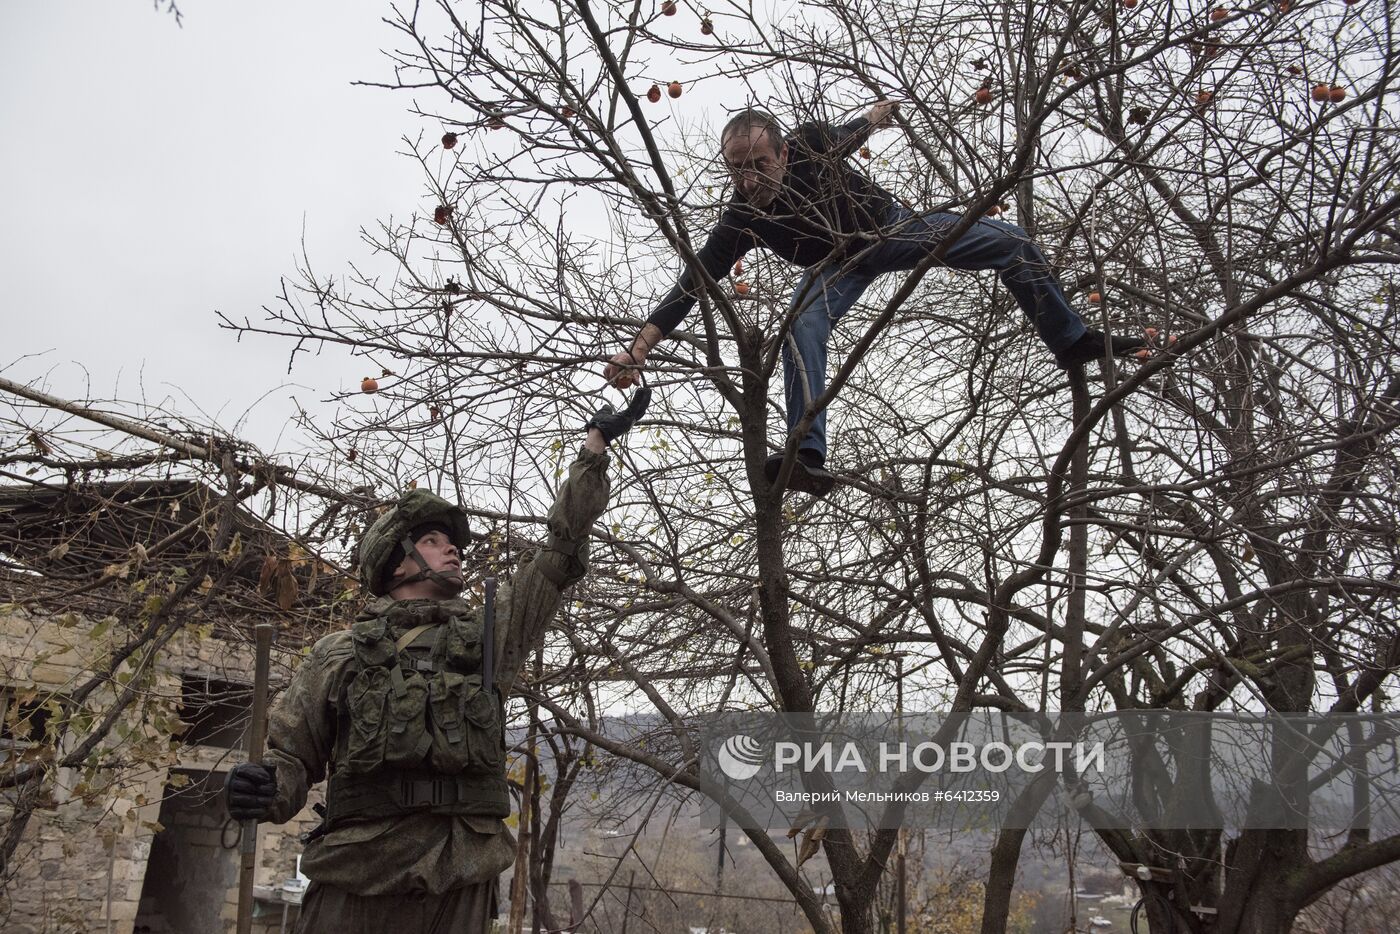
left=223, top=390, right=649, bottom=933
left=604, top=104, right=1144, bottom=496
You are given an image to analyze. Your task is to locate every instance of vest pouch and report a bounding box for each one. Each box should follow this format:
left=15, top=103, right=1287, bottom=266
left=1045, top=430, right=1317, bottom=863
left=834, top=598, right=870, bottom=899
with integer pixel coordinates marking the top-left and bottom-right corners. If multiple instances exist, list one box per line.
left=439, top=616, right=484, bottom=673
left=461, top=678, right=505, bottom=775
left=382, top=666, right=432, bottom=767
left=343, top=667, right=393, bottom=774
left=427, top=671, right=473, bottom=772
left=350, top=620, right=398, bottom=667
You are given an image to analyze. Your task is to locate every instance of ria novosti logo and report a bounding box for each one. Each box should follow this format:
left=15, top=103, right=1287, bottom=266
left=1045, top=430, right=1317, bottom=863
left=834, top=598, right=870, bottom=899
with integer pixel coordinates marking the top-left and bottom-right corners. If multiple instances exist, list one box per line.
left=717, top=734, right=765, bottom=780
left=713, top=733, right=1107, bottom=781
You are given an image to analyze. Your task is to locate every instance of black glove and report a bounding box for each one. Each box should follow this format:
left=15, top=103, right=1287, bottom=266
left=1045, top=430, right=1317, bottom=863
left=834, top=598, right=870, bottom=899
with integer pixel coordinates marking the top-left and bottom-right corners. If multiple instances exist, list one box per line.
left=225, top=762, right=277, bottom=821
left=585, top=387, right=651, bottom=445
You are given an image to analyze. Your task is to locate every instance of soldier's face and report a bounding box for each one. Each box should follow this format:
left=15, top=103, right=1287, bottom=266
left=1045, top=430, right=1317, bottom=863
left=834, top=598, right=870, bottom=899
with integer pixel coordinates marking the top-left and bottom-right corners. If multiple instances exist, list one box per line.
left=391, top=530, right=464, bottom=595
left=723, top=127, right=787, bottom=209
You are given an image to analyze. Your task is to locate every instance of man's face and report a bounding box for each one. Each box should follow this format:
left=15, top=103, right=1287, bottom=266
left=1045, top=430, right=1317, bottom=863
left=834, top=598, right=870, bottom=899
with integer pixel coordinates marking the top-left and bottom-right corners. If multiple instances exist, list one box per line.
left=722, top=126, right=787, bottom=209
left=390, top=529, right=464, bottom=596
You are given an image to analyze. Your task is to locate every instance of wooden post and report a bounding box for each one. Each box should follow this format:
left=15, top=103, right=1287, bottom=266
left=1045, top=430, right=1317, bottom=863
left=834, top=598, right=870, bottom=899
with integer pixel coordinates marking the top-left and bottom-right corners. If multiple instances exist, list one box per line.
left=507, top=717, right=536, bottom=933
left=236, top=623, right=274, bottom=934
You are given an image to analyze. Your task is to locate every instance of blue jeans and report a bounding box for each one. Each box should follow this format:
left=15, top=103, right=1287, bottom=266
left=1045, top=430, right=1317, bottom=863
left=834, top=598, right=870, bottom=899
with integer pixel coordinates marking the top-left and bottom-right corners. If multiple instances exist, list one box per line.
left=781, top=204, right=1089, bottom=458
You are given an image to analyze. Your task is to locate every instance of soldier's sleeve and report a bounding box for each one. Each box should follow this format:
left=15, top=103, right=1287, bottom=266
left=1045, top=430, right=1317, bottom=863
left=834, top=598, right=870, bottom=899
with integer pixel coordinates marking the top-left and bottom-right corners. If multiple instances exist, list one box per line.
left=260, top=634, right=351, bottom=824
left=494, top=447, right=610, bottom=694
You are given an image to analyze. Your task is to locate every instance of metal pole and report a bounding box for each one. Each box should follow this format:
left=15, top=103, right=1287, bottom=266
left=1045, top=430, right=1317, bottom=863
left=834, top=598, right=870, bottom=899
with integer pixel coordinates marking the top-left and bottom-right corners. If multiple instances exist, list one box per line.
left=896, top=656, right=907, bottom=934
left=716, top=810, right=727, bottom=893
left=483, top=577, right=497, bottom=693
left=236, top=622, right=274, bottom=934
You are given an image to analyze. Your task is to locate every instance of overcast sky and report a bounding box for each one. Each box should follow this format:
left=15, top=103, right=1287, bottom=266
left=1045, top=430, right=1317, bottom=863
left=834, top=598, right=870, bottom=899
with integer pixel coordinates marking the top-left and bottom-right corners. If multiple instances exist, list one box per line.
left=3, top=1, right=430, bottom=452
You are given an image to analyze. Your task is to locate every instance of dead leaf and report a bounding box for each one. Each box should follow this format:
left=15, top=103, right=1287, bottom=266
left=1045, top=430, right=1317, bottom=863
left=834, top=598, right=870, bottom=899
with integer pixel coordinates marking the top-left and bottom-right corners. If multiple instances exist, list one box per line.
left=275, top=562, right=298, bottom=611
left=222, top=532, right=243, bottom=563
left=796, top=817, right=829, bottom=867
left=786, top=807, right=818, bottom=839
left=258, top=555, right=279, bottom=595
left=258, top=555, right=298, bottom=611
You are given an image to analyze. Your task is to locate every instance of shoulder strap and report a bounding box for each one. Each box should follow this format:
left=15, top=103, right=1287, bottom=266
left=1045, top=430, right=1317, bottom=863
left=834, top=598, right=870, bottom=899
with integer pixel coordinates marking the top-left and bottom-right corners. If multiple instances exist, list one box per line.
left=395, top=624, right=435, bottom=652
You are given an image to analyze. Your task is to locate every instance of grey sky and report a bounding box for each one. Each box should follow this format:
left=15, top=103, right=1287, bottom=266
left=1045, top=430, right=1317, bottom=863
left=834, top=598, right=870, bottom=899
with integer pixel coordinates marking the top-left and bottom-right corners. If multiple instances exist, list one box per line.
left=3, top=1, right=427, bottom=451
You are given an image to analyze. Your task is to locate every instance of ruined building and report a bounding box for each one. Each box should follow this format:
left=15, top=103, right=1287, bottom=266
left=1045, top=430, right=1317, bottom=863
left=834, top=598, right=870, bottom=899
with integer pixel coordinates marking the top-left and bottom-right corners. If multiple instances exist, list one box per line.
left=0, top=478, right=348, bottom=933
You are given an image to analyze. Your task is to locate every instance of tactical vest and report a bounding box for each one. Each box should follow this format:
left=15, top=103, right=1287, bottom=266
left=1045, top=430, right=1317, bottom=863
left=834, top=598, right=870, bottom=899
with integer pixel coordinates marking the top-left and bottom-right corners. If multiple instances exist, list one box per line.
left=324, top=603, right=510, bottom=829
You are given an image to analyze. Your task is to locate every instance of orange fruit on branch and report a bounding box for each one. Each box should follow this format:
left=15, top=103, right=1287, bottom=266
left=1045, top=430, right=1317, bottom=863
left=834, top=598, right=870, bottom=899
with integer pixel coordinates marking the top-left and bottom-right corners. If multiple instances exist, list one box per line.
left=360, top=377, right=379, bottom=394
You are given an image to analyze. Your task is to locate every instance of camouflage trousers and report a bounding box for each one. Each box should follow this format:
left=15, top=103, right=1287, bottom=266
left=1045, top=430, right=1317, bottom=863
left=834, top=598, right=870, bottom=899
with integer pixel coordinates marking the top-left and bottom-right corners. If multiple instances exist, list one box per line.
left=294, top=879, right=498, bottom=933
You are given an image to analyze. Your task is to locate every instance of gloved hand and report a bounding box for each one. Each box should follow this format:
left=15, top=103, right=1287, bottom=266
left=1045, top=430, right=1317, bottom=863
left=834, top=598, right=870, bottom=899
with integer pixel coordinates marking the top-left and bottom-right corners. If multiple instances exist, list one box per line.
left=585, top=387, right=651, bottom=445
left=225, top=762, right=277, bottom=821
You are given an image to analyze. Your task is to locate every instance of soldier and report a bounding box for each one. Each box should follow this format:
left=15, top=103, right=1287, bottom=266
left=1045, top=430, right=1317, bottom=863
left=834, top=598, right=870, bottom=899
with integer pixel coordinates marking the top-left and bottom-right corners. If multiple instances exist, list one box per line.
left=604, top=104, right=1146, bottom=497
left=224, top=389, right=650, bottom=933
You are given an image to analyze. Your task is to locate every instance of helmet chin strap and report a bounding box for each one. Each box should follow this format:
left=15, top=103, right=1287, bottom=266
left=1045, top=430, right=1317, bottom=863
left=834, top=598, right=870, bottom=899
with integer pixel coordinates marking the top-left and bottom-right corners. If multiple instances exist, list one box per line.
left=394, top=534, right=464, bottom=594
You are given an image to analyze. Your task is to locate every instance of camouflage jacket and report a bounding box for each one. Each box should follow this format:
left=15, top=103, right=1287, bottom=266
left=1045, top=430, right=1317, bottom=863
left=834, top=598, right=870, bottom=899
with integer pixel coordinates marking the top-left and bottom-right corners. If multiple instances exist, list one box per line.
left=259, top=448, right=609, bottom=895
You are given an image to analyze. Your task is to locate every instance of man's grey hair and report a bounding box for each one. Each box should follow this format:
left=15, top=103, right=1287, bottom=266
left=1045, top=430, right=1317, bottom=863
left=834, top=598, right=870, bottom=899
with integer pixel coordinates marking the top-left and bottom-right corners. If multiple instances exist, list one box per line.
left=720, top=108, right=788, bottom=154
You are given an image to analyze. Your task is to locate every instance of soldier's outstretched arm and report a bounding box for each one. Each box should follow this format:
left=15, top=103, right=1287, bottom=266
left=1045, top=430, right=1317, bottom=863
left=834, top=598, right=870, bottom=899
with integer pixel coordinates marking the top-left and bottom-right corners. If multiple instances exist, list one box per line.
left=494, top=389, right=651, bottom=694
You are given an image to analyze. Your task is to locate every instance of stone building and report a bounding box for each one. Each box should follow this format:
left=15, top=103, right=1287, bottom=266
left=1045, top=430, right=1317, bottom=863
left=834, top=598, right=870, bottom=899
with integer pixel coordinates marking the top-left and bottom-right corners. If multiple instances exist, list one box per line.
left=0, top=479, right=346, bottom=934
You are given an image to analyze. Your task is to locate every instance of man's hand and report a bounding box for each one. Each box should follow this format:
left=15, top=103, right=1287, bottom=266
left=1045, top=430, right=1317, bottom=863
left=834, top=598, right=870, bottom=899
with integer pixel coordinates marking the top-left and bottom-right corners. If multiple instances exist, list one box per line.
left=225, top=762, right=277, bottom=822
left=866, top=100, right=900, bottom=128
left=603, top=349, right=645, bottom=389
left=586, top=387, right=652, bottom=446
left=604, top=324, right=664, bottom=388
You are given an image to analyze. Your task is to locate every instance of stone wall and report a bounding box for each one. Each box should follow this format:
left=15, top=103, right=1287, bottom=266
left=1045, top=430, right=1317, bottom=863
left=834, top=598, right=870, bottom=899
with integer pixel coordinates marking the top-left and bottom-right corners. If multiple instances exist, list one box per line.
left=0, top=607, right=320, bottom=934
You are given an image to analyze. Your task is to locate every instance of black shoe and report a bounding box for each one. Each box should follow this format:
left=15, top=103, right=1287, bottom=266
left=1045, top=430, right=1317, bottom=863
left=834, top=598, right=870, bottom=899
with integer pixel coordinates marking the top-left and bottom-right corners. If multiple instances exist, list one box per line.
left=764, top=450, right=836, bottom=497
left=1055, top=329, right=1147, bottom=369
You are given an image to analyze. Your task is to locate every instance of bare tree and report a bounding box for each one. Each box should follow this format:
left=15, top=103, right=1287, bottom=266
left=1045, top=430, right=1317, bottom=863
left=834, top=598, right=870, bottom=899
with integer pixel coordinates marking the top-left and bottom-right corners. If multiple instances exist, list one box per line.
left=220, top=0, right=1400, bottom=931
left=0, top=376, right=367, bottom=887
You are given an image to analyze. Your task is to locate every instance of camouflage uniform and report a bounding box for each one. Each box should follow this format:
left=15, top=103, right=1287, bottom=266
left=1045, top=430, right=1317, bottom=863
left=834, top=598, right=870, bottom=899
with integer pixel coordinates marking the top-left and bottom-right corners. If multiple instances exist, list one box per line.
left=259, top=448, right=609, bottom=933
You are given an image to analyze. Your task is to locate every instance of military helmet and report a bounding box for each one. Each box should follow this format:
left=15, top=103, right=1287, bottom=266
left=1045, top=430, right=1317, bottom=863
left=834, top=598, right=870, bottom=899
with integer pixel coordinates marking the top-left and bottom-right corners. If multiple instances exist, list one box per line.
left=358, top=489, right=470, bottom=596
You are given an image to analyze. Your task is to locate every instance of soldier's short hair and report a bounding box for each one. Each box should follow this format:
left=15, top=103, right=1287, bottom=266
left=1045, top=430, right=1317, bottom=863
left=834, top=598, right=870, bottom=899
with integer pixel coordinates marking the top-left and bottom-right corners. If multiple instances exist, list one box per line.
left=721, top=108, right=787, bottom=155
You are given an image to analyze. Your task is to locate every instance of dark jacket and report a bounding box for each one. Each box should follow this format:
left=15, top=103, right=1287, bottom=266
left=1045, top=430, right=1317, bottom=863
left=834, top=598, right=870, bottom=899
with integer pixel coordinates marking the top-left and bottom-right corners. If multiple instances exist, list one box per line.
left=646, top=117, right=896, bottom=337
